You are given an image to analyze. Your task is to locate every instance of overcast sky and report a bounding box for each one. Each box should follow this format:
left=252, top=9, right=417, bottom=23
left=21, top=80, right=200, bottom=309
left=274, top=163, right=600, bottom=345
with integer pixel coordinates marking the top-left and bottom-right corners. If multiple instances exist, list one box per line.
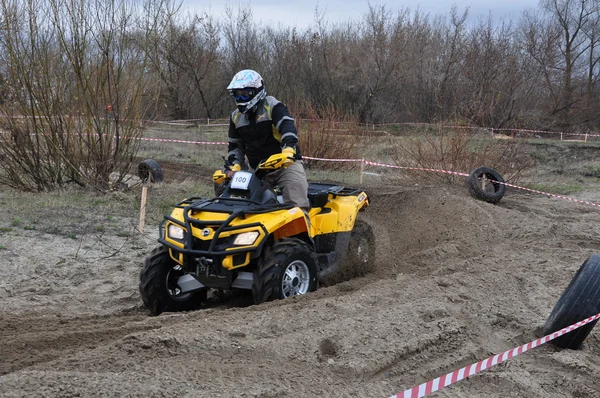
left=180, top=0, right=541, bottom=29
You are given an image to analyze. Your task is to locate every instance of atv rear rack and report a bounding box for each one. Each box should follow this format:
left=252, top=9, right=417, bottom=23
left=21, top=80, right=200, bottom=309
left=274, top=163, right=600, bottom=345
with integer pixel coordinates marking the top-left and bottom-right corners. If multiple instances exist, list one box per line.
left=307, top=183, right=366, bottom=208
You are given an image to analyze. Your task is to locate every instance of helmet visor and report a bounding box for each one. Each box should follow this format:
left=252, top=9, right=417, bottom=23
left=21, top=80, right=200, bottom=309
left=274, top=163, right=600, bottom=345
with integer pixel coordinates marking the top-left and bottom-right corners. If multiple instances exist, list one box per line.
left=230, top=88, right=254, bottom=102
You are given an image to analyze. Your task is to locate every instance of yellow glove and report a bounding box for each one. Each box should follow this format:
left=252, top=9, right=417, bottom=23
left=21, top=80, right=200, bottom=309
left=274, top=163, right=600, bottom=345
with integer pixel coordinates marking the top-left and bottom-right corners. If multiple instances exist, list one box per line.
left=212, top=163, right=241, bottom=183
left=212, top=170, right=227, bottom=184
left=225, top=163, right=242, bottom=178
left=281, top=147, right=296, bottom=167
left=260, top=149, right=295, bottom=170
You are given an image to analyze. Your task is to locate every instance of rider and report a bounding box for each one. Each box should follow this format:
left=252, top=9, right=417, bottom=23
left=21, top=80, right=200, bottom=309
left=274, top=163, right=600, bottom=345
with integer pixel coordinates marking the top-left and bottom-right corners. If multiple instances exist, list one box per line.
left=213, top=69, right=309, bottom=211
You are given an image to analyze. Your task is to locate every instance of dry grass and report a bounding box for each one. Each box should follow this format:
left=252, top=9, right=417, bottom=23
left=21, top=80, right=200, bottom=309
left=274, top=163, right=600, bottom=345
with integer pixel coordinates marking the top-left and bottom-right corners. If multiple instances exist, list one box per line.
left=295, top=103, right=363, bottom=171
left=389, top=123, right=535, bottom=184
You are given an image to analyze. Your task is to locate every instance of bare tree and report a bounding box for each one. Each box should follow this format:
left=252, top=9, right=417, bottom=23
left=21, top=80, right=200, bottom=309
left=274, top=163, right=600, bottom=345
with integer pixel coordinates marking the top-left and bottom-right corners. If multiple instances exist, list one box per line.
left=221, top=5, right=265, bottom=76
left=434, top=6, right=469, bottom=119
left=458, top=17, right=533, bottom=127
left=353, top=5, right=408, bottom=123
left=0, top=0, right=163, bottom=191
left=538, top=0, right=600, bottom=125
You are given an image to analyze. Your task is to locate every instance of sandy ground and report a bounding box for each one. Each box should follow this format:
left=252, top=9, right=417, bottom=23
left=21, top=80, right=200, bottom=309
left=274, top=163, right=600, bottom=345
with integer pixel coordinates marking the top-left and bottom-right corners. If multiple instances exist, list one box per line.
left=1, top=181, right=600, bottom=398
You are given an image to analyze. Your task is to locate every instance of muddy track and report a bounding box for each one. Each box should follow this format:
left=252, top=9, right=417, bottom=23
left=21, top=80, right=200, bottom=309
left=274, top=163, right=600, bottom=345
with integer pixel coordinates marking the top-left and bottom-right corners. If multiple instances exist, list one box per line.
left=0, top=314, right=155, bottom=375
left=2, top=176, right=600, bottom=397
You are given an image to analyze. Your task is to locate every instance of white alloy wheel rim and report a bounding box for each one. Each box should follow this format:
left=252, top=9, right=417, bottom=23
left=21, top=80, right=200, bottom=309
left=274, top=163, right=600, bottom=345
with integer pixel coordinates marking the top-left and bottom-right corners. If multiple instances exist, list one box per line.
left=281, top=260, right=311, bottom=297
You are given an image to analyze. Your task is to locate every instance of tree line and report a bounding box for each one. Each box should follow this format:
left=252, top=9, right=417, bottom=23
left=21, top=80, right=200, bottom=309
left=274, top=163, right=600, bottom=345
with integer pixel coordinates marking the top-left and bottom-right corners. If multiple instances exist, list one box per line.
left=2, top=0, right=600, bottom=132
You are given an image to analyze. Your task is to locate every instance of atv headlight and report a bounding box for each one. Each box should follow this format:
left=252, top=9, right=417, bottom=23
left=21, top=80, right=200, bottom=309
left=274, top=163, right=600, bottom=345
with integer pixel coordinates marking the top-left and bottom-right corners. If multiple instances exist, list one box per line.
left=233, top=231, right=259, bottom=246
left=167, top=224, right=186, bottom=240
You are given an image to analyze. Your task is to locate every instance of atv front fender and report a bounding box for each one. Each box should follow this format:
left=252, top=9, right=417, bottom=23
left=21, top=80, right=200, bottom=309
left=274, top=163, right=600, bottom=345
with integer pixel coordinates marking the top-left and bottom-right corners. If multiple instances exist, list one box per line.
left=259, top=207, right=310, bottom=240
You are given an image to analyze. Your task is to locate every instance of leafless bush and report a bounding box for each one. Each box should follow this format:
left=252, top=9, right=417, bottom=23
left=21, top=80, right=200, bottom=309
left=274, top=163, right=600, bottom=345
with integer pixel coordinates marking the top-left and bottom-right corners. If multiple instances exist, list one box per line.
left=0, top=0, right=168, bottom=192
left=390, top=121, right=535, bottom=184
left=295, top=102, right=362, bottom=171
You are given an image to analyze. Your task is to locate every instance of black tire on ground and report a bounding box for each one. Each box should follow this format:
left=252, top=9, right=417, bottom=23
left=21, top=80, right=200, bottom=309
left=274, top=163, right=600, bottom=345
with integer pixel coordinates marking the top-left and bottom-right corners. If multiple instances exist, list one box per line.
left=543, top=254, right=600, bottom=349
left=139, top=246, right=206, bottom=316
left=467, top=166, right=506, bottom=204
left=348, top=220, right=376, bottom=276
left=138, top=159, right=164, bottom=183
left=252, top=238, right=318, bottom=304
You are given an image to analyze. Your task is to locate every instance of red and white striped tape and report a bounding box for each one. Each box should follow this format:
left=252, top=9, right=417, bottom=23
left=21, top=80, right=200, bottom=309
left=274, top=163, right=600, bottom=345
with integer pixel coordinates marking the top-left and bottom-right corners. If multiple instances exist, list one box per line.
left=303, top=156, right=363, bottom=162
left=363, top=160, right=471, bottom=178
left=5, top=129, right=599, bottom=209
left=3, top=114, right=600, bottom=139
left=134, top=138, right=600, bottom=209
left=141, top=117, right=229, bottom=124
left=134, top=117, right=600, bottom=139
left=493, top=127, right=600, bottom=138
left=361, top=160, right=600, bottom=209
left=390, top=313, right=600, bottom=398
left=496, top=180, right=600, bottom=208
left=135, top=137, right=227, bottom=145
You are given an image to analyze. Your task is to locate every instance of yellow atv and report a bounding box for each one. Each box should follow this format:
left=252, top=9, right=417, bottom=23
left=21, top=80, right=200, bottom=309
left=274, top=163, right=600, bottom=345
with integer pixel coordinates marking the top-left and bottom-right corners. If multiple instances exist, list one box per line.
left=139, top=159, right=374, bottom=316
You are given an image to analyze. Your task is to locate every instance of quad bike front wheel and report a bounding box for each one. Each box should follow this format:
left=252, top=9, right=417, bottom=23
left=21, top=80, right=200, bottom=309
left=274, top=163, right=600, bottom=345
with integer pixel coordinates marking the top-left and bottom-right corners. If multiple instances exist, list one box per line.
left=139, top=246, right=207, bottom=315
left=252, top=238, right=318, bottom=304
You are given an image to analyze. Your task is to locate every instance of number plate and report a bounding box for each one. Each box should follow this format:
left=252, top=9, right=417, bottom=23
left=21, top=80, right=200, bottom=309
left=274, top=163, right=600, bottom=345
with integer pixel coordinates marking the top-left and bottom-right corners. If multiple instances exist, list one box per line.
left=230, top=171, right=252, bottom=190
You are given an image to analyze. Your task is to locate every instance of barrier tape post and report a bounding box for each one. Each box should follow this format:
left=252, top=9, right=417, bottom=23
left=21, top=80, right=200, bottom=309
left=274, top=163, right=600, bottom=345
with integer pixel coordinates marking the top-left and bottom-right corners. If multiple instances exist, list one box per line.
left=360, top=158, right=365, bottom=184
left=139, top=184, right=149, bottom=233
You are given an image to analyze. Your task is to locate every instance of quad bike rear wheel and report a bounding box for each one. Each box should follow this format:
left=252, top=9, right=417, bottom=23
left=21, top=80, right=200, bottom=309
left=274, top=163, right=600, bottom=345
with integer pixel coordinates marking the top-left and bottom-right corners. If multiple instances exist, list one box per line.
left=139, top=246, right=206, bottom=315
left=348, top=220, right=376, bottom=276
left=252, top=238, right=318, bottom=304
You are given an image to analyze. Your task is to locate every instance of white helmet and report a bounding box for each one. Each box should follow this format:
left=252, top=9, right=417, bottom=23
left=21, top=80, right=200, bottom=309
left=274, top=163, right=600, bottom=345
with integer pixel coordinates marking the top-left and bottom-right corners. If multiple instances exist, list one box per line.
left=227, top=69, right=267, bottom=113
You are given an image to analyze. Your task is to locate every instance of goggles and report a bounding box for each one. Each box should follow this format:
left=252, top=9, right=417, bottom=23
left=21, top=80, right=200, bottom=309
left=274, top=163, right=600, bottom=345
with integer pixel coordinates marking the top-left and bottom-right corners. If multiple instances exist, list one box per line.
left=230, top=88, right=254, bottom=102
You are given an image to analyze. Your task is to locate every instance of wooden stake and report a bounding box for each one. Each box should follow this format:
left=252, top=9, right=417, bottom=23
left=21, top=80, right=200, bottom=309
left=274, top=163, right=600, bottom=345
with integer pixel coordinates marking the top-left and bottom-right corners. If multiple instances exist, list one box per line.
left=360, top=158, right=365, bottom=184
left=139, top=185, right=148, bottom=233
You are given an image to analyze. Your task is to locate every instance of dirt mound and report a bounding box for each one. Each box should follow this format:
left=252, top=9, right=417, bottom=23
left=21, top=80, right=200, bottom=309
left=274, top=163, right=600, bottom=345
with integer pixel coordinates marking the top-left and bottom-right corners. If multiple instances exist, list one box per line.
left=2, top=182, right=600, bottom=397
left=364, top=185, right=517, bottom=274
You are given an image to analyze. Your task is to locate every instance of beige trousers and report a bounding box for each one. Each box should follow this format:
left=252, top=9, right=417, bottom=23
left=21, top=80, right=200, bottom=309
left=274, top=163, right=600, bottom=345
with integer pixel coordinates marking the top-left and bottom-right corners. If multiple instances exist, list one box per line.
left=263, top=161, right=309, bottom=211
